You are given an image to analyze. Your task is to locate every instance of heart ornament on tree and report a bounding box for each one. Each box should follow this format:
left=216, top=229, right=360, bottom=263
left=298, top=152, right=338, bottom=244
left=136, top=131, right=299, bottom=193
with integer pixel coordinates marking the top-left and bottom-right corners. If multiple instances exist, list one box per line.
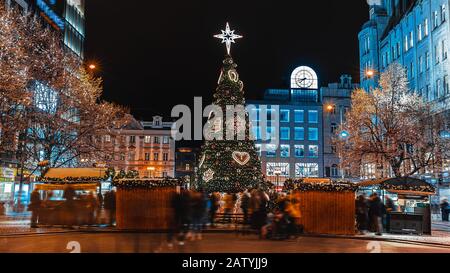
left=232, top=151, right=250, bottom=166
left=203, top=169, right=215, bottom=183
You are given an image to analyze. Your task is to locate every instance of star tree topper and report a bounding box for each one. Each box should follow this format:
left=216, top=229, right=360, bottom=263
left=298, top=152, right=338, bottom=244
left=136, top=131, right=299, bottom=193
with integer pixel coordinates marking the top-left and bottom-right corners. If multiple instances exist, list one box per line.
left=214, top=22, right=243, bottom=55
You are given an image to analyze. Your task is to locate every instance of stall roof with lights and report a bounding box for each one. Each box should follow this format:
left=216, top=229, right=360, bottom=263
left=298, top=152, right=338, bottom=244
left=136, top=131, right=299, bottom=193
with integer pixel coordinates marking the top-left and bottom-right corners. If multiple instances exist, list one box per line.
left=357, top=177, right=436, bottom=196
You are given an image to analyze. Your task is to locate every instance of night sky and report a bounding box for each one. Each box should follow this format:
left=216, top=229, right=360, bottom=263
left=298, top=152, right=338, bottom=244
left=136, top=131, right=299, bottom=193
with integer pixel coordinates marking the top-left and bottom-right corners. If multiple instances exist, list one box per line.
left=84, top=0, right=369, bottom=121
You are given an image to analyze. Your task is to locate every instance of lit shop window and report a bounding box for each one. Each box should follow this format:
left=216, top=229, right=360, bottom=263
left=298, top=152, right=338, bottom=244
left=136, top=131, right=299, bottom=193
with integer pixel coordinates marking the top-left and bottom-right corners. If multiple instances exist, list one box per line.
left=267, top=163, right=290, bottom=177
left=295, top=163, right=319, bottom=178
left=280, top=145, right=290, bottom=158
left=295, top=145, right=305, bottom=158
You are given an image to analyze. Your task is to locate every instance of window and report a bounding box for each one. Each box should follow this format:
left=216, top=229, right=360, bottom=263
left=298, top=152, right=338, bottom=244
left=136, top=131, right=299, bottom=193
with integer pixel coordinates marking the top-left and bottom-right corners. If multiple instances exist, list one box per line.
left=445, top=76, right=450, bottom=94
left=308, top=128, right=319, bottom=141
left=255, top=144, right=262, bottom=156
left=434, top=11, right=439, bottom=28
left=252, top=127, right=261, bottom=140
left=419, top=55, right=424, bottom=73
left=128, top=152, right=135, bottom=161
left=308, top=110, right=318, bottom=123
left=331, top=165, right=339, bottom=177
left=154, top=153, right=159, bottom=161
left=410, top=62, right=414, bottom=79
left=404, top=35, right=409, bottom=51
left=280, top=127, right=290, bottom=140
left=266, top=126, right=276, bottom=141
left=163, top=136, right=170, bottom=144
left=154, top=136, right=160, bottom=144
left=308, top=145, right=319, bottom=158
left=144, top=136, right=151, bottom=144
left=163, top=153, right=169, bottom=161
left=294, top=127, right=305, bottom=141
left=331, top=123, right=338, bottom=134
left=266, top=144, right=277, bottom=157
left=120, top=153, right=125, bottom=161
left=266, top=163, right=290, bottom=177
left=418, top=24, right=422, bottom=41
left=280, top=110, right=290, bottom=122
left=129, top=136, right=136, bottom=144
left=442, top=40, right=448, bottom=60
left=295, top=163, right=319, bottom=178
left=104, top=135, right=111, bottom=142
left=409, top=31, right=414, bottom=48
left=437, top=79, right=442, bottom=98
left=442, top=5, right=446, bottom=23
left=294, top=110, right=304, bottom=123
left=426, top=51, right=431, bottom=70
left=280, top=145, right=290, bottom=158
left=436, top=45, right=440, bottom=64
left=145, top=153, right=150, bottom=161
left=424, top=19, right=429, bottom=36
left=294, top=145, right=305, bottom=158
left=251, top=108, right=260, bottom=122
left=267, top=109, right=275, bottom=120
left=185, top=164, right=191, bottom=171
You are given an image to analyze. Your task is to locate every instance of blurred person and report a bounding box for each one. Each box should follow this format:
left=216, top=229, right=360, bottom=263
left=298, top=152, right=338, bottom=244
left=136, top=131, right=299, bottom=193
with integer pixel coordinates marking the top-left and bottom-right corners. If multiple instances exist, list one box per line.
left=222, top=193, right=235, bottom=224
left=97, top=192, right=104, bottom=209
left=240, top=190, right=251, bottom=225
left=29, top=189, right=41, bottom=228
left=368, top=193, right=386, bottom=236
left=0, top=202, right=5, bottom=216
left=209, top=192, right=220, bottom=227
left=191, top=191, right=207, bottom=240
left=86, top=192, right=98, bottom=225
left=168, top=187, right=184, bottom=247
left=384, top=195, right=395, bottom=232
left=355, top=194, right=369, bottom=234
left=104, top=190, right=116, bottom=226
left=441, top=199, right=450, bottom=222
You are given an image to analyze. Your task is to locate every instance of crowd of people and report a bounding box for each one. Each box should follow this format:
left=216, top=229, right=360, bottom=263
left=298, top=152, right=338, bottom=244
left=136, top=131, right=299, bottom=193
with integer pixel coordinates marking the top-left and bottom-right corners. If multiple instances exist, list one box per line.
left=355, top=193, right=397, bottom=236
left=28, top=186, right=116, bottom=228
left=166, top=188, right=304, bottom=246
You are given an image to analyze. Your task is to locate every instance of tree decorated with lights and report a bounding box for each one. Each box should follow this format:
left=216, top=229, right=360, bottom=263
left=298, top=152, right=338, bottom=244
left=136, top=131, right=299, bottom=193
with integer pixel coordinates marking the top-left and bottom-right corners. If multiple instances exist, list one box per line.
left=197, top=23, right=263, bottom=193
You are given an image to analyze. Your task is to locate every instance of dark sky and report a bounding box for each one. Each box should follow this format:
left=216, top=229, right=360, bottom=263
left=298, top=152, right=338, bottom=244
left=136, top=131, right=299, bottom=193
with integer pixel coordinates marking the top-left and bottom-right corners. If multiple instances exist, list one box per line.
left=85, top=0, right=369, bottom=120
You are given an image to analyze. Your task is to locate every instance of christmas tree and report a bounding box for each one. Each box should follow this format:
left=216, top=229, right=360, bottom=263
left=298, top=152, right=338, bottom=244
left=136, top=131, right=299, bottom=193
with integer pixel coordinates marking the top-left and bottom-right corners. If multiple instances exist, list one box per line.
left=197, top=23, right=263, bottom=193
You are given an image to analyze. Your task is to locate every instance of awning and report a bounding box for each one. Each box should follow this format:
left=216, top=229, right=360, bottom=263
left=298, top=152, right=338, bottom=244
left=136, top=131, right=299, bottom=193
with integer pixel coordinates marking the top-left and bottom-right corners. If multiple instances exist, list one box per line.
left=35, top=183, right=98, bottom=191
left=357, top=177, right=436, bottom=196
left=43, top=168, right=107, bottom=179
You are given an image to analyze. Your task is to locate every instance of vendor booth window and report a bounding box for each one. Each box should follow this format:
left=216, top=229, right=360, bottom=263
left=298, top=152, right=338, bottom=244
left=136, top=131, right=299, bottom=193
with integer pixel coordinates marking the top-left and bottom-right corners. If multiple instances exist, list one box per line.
left=266, top=163, right=290, bottom=177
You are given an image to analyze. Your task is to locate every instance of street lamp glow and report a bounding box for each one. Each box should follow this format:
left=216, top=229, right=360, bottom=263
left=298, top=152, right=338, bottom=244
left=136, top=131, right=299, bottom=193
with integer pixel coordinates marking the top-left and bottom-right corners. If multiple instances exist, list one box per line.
left=340, top=131, right=350, bottom=139
left=326, top=104, right=335, bottom=112
left=366, top=69, right=375, bottom=78
left=88, top=64, right=96, bottom=70
left=147, top=167, right=156, bottom=171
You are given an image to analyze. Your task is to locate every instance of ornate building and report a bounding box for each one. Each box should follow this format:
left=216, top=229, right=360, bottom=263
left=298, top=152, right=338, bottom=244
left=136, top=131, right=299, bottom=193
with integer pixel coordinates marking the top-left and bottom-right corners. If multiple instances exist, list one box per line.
left=107, top=116, right=175, bottom=179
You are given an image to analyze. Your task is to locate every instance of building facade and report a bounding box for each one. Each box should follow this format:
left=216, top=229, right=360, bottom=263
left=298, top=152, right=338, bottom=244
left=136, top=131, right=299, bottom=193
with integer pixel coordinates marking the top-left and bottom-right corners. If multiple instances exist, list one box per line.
left=107, top=116, right=176, bottom=179
left=248, top=66, right=324, bottom=185
left=175, top=147, right=199, bottom=181
left=6, top=0, right=85, bottom=59
left=321, top=75, right=357, bottom=179
left=359, top=0, right=450, bottom=112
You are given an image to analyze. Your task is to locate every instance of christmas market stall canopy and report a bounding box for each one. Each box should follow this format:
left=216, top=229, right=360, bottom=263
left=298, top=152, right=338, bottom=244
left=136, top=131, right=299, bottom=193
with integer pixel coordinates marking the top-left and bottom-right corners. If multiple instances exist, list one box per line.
left=39, top=168, right=110, bottom=184
left=357, top=177, right=436, bottom=196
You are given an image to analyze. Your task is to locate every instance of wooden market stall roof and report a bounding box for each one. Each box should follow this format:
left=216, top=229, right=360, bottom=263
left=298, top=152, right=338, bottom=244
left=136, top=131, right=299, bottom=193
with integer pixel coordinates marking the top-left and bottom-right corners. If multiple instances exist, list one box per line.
left=43, top=168, right=107, bottom=179
left=357, top=177, right=436, bottom=196
left=35, top=183, right=98, bottom=191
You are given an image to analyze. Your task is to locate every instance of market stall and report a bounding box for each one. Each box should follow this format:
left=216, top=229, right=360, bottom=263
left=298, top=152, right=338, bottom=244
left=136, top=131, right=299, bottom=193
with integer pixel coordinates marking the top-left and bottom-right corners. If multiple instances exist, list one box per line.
left=113, top=178, right=185, bottom=231
left=284, top=179, right=358, bottom=236
left=357, top=177, right=436, bottom=235
left=34, top=168, right=109, bottom=227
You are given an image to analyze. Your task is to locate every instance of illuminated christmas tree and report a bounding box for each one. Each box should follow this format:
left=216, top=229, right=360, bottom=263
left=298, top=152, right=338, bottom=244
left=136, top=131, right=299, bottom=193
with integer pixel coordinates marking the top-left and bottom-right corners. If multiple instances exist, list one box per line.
left=197, top=23, right=263, bottom=193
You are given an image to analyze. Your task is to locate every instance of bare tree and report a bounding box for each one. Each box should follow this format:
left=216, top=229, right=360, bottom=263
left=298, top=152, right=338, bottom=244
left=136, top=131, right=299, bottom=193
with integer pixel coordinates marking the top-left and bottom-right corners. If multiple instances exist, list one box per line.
left=335, top=63, right=450, bottom=179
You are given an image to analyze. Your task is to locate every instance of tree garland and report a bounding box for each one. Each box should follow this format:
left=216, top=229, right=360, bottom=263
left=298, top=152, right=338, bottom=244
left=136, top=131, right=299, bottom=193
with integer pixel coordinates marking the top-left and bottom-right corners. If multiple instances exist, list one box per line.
left=381, top=183, right=435, bottom=193
left=112, top=177, right=186, bottom=189
left=284, top=179, right=359, bottom=192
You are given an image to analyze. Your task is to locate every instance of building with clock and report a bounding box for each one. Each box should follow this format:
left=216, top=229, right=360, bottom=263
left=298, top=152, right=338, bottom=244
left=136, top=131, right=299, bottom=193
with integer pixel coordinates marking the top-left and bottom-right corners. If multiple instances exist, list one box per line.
left=247, top=67, right=356, bottom=185
left=247, top=66, right=325, bottom=185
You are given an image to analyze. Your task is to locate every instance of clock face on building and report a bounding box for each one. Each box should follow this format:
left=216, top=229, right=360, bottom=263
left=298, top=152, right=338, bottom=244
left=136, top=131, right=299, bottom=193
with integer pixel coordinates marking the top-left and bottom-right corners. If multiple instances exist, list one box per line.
left=291, top=66, right=318, bottom=89
left=295, top=70, right=314, bottom=88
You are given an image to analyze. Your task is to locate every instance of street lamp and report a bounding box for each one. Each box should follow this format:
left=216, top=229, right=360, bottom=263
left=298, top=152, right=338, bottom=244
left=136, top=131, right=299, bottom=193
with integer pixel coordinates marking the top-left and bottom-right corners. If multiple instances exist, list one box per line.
left=88, top=64, right=96, bottom=70
left=365, top=69, right=375, bottom=78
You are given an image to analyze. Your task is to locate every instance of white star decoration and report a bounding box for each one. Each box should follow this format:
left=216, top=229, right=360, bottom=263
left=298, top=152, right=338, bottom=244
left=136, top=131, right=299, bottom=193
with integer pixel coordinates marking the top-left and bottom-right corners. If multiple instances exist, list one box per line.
left=214, top=22, right=243, bottom=55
